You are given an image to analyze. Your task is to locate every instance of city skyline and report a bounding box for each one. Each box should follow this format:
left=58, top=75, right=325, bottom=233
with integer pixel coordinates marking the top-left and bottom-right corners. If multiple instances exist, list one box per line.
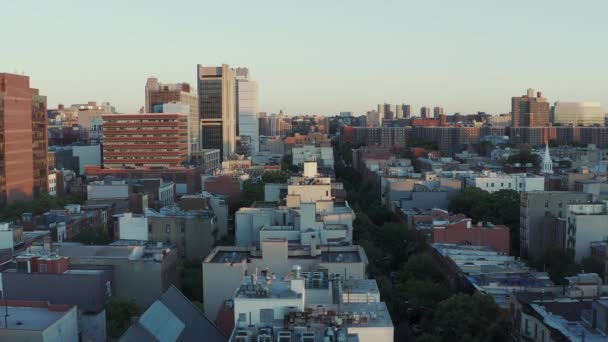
left=3, top=0, right=608, bottom=115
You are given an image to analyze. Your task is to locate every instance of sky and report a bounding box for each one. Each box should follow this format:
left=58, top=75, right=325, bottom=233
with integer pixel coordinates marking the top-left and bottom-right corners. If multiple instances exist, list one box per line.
left=2, top=0, right=607, bottom=115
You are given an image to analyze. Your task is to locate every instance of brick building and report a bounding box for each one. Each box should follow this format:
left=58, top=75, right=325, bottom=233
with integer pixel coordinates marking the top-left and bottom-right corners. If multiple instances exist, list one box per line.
left=102, top=114, right=189, bottom=168
left=0, top=73, right=48, bottom=205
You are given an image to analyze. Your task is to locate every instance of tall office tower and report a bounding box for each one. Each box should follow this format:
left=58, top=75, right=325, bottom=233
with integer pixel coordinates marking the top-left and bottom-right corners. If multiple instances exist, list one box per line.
left=145, top=77, right=199, bottom=152
left=395, top=105, right=403, bottom=119
left=102, top=113, right=189, bottom=167
left=511, top=88, right=550, bottom=127
left=235, top=68, right=259, bottom=155
left=197, top=64, right=237, bottom=160
left=552, top=102, right=604, bottom=126
left=258, top=112, right=272, bottom=136
left=401, top=104, right=412, bottom=119
left=378, top=103, right=393, bottom=121
left=420, top=106, right=431, bottom=118
left=433, top=106, right=444, bottom=117
left=0, top=73, right=48, bottom=206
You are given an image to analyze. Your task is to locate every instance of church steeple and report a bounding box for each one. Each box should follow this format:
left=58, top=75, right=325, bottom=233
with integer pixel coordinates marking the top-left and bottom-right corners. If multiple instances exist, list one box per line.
left=541, top=142, right=553, bottom=175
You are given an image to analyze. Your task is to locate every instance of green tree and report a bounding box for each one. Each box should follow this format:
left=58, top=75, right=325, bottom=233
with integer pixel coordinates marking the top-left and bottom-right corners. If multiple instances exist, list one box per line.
left=435, top=293, right=510, bottom=342
left=242, top=180, right=264, bottom=206
left=400, top=255, right=442, bottom=282
left=72, top=229, right=112, bottom=245
left=505, top=150, right=541, bottom=167
left=262, top=170, right=289, bottom=183
left=106, top=298, right=140, bottom=338
left=180, top=257, right=203, bottom=302
left=400, top=279, right=451, bottom=311
left=529, top=248, right=581, bottom=285
left=581, top=257, right=605, bottom=280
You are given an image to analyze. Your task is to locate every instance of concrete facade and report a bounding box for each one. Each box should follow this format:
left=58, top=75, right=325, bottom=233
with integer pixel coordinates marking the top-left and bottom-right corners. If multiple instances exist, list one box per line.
left=202, top=239, right=368, bottom=322
left=54, top=242, right=179, bottom=308
left=520, top=191, right=594, bottom=260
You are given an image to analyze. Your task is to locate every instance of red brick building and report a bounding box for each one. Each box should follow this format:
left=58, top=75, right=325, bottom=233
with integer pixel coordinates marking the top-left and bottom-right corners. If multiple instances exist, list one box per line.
left=415, top=209, right=510, bottom=254
left=0, top=73, right=48, bottom=205
left=102, top=113, right=189, bottom=167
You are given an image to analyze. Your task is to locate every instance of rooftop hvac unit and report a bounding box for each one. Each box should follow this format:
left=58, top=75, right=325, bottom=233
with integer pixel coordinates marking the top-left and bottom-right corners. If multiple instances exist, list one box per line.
left=301, top=332, right=316, bottom=342
left=259, top=328, right=272, bottom=336
left=278, top=331, right=292, bottom=342
left=235, top=330, right=252, bottom=342
left=257, top=335, right=272, bottom=342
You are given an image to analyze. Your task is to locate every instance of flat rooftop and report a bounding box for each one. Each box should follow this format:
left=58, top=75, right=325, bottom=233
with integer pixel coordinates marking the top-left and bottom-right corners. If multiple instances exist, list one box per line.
left=0, top=305, right=72, bottom=331
left=206, top=247, right=365, bottom=264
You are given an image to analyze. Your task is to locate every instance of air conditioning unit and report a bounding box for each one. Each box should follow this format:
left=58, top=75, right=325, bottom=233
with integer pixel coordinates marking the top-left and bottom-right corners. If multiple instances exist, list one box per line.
left=278, top=331, right=292, bottom=342
left=301, top=332, right=315, bottom=342
left=235, top=330, right=252, bottom=342
left=257, top=334, right=272, bottom=342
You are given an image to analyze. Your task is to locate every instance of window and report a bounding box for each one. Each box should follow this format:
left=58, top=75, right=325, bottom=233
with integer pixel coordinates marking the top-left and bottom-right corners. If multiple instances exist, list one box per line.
left=166, top=224, right=171, bottom=234
left=238, top=313, right=247, bottom=322
left=148, top=224, right=152, bottom=233
left=39, top=263, right=48, bottom=273
left=180, top=222, right=186, bottom=233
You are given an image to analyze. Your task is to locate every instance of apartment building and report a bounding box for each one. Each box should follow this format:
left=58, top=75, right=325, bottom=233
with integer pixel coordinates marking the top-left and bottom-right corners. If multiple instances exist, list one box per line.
left=102, top=114, right=189, bottom=167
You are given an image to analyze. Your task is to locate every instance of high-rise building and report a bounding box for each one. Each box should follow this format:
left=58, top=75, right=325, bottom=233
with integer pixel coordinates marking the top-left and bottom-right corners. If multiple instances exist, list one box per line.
left=197, top=64, right=237, bottom=160
left=401, top=104, right=412, bottom=119
left=378, top=103, right=393, bottom=121
left=102, top=113, right=189, bottom=167
left=0, top=73, right=48, bottom=206
left=511, top=88, right=550, bottom=127
left=552, top=102, right=604, bottom=126
left=433, top=106, right=444, bottom=117
left=235, top=68, right=259, bottom=155
left=366, top=110, right=381, bottom=127
left=145, top=77, right=199, bottom=152
left=395, top=105, right=403, bottom=119
left=420, top=106, right=431, bottom=118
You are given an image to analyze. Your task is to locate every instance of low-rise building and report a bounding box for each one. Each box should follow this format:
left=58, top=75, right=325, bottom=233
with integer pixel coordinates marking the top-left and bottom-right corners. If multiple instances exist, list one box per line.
left=2, top=254, right=110, bottom=342
left=510, top=277, right=608, bottom=342
left=0, top=300, right=79, bottom=342
left=431, top=243, right=553, bottom=308
left=465, top=171, right=545, bottom=193
left=203, top=238, right=368, bottom=323
left=292, top=145, right=334, bottom=169
left=52, top=241, right=179, bottom=308
left=228, top=269, right=393, bottom=342
left=415, top=210, right=510, bottom=254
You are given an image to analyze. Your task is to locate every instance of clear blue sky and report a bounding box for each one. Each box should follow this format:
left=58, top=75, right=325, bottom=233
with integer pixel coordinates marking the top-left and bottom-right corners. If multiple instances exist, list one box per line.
left=2, top=0, right=607, bottom=115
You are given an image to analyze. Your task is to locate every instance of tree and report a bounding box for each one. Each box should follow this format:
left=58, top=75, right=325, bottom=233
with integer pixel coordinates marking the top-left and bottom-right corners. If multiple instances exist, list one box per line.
left=505, top=150, right=541, bottom=167
left=242, top=180, right=264, bottom=206
left=400, top=279, right=450, bottom=311
left=106, top=298, right=140, bottom=338
left=72, top=229, right=112, bottom=245
left=400, top=255, right=443, bottom=283
left=181, top=257, right=203, bottom=303
left=434, top=293, right=510, bottom=342
left=581, top=256, right=604, bottom=280
left=529, top=248, right=581, bottom=285
left=262, top=170, right=289, bottom=184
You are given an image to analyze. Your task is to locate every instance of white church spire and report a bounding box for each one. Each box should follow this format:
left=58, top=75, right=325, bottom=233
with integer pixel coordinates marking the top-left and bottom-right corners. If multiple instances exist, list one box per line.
left=541, top=142, right=553, bottom=175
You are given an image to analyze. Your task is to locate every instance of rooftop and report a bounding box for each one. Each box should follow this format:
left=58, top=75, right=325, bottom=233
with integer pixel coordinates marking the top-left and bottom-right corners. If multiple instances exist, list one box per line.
left=0, top=300, right=73, bottom=331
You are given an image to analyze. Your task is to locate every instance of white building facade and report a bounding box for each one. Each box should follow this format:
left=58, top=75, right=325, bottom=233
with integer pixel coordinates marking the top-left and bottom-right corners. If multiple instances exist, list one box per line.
left=465, top=171, right=545, bottom=193
left=236, top=68, right=259, bottom=155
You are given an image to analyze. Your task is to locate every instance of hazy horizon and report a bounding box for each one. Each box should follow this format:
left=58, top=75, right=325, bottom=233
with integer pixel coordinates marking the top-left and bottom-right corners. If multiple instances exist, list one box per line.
left=3, top=0, right=607, bottom=115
